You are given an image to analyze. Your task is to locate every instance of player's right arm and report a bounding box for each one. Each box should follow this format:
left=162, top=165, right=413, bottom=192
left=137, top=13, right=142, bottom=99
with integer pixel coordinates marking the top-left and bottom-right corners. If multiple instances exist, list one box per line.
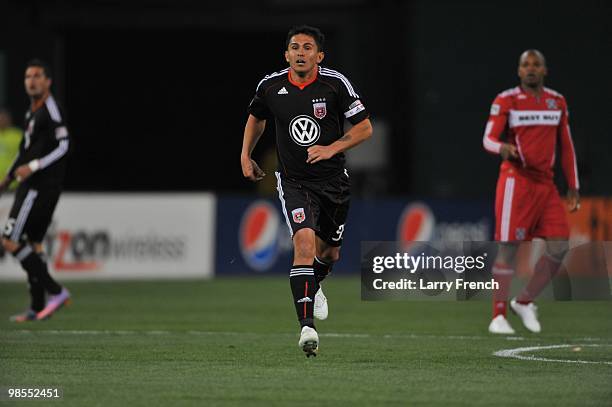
left=241, top=114, right=267, bottom=181
left=242, top=77, right=275, bottom=182
left=482, top=95, right=518, bottom=161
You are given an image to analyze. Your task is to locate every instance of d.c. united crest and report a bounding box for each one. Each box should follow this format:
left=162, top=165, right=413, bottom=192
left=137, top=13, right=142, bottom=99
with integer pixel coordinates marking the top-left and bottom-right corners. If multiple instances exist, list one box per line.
left=312, top=98, right=327, bottom=119
left=292, top=208, right=306, bottom=224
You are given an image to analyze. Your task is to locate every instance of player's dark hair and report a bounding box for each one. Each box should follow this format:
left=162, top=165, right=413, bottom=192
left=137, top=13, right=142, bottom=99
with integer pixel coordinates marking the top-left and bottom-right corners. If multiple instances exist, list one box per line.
left=26, top=58, right=52, bottom=78
left=286, top=25, right=325, bottom=52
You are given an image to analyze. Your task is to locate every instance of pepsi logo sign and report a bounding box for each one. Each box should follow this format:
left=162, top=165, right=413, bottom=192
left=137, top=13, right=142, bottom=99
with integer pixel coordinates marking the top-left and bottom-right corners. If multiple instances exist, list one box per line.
left=239, top=201, right=281, bottom=271
left=397, top=203, right=435, bottom=252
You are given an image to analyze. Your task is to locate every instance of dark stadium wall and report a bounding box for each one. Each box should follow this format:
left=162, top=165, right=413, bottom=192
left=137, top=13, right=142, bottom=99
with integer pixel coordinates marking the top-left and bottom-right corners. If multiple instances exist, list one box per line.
left=1, top=1, right=610, bottom=196
left=62, top=29, right=287, bottom=191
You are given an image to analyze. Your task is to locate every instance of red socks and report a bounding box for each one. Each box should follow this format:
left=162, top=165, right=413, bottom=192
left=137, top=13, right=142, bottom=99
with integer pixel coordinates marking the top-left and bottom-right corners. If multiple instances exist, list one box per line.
left=517, top=254, right=563, bottom=303
left=492, top=263, right=513, bottom=317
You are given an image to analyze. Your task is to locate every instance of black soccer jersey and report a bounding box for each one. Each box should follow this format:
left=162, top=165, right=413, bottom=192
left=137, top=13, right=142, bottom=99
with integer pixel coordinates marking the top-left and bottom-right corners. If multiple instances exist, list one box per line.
left=8, top=95, right=70, bottom=188
left=248, top=66, right=369, bottom=181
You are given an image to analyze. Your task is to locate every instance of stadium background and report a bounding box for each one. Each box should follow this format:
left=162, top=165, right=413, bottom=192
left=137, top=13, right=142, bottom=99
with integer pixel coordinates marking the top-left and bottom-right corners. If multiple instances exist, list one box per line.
left=1, top=0, right=610, bottom=278
left=1, top=0, right=611, bottom=196
left=0, top=2, right=611, bottom=406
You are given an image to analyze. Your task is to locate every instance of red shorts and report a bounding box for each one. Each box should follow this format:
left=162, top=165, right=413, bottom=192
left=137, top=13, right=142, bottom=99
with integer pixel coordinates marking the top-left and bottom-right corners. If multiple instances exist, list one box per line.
left=494, top=168, right=569, bottom=241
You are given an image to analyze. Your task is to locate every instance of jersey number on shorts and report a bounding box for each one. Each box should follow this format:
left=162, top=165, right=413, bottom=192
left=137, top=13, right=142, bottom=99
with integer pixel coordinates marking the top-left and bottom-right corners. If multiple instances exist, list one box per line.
left=331, top=224, right=345, bottom=242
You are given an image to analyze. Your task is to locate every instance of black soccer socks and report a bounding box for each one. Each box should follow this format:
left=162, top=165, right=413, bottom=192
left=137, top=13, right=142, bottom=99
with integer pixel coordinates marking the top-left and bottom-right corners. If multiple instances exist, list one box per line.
left=290, top=265, right=317, bottom=328
left=14, top=245, right=62, bottom=296
left=25, top=269, right=45, bottom=312
left=313, top=256, right=333, bottom=287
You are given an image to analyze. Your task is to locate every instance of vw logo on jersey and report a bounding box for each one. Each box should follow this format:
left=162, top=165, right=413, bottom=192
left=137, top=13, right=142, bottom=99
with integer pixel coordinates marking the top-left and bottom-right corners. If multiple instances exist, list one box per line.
left=396, top=202, right=436, bottom=252
left=289, top=115, right=321, bottom=146
left=239, top=201, right=281, bottom=271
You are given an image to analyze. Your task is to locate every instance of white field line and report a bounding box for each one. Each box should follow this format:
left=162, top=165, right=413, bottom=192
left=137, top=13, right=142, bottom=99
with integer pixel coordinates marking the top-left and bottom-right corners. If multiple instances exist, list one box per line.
left=493, top=344, right=612, bottom=365
left=5, top=329, right=517, bottom=340
left=4, top=329, right=608, bottom=344
left=6, top=330, right=612, bottom=364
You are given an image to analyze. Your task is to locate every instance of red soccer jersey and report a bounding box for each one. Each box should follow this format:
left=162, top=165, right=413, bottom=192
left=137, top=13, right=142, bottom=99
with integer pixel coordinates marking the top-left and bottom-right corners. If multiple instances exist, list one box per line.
left=482, top=86, right=579, bottom=189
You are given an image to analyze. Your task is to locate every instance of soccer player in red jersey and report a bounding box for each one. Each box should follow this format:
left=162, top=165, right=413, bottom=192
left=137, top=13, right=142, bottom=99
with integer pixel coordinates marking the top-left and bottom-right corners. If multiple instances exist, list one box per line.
left=482, top=50, right=580, bottom=334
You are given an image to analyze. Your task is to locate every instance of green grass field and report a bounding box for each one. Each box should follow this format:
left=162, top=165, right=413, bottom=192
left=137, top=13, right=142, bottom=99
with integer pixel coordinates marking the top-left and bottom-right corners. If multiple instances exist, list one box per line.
left=1, top=277, right=611, bottom=406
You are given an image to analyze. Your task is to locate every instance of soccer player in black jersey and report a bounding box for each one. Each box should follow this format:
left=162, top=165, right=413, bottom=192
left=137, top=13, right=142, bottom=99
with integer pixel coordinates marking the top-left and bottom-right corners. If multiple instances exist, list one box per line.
left=241, top=25, right=373, bottom=357
left=0, top=59, right=71, bottom=322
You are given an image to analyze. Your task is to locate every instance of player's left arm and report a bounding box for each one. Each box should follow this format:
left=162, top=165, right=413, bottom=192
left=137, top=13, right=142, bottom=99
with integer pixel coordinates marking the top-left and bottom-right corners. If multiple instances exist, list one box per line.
left=558, top=97, right=580, bottom=212
left=306, top=118, right=372, bottom=164
left=14, top=120, right=70, bottom=182
left=307, top=75, right=372, bottom=164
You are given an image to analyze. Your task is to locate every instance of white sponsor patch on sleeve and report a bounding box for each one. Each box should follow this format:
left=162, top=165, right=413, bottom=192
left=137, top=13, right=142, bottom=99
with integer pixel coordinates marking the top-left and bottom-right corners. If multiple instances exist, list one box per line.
left=344, top=100, right=365, bottom=118
left=55, top=126, right=69, bottom=139
left=490, top=104, right=500, bottom=116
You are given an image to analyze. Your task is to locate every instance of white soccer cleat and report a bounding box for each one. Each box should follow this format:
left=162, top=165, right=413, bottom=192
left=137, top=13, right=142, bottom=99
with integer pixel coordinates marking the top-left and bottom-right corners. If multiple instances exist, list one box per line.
left=510, top=298, right=541, bottom=333
left=313, top=287, right=328, bottom=320
left=298, top=326, right=319, bottom=357
left=488, top=315, right=516, bottom=334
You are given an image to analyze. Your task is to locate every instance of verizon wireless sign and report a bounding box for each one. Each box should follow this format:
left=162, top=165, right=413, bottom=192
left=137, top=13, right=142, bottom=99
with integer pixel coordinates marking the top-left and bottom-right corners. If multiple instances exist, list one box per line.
left=0, top=194, right=215, bottom=280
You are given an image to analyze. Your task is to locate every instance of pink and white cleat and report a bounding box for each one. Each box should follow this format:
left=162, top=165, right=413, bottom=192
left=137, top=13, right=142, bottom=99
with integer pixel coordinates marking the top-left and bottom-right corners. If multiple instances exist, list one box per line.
left=36, top=288, right=71, bottom=320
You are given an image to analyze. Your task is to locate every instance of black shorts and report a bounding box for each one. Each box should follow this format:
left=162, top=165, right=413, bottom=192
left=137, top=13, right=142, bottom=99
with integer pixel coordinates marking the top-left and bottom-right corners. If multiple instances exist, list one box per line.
left=275, top=170, right=350, bottom=246
left=2, top=186, right=61, bottom=243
